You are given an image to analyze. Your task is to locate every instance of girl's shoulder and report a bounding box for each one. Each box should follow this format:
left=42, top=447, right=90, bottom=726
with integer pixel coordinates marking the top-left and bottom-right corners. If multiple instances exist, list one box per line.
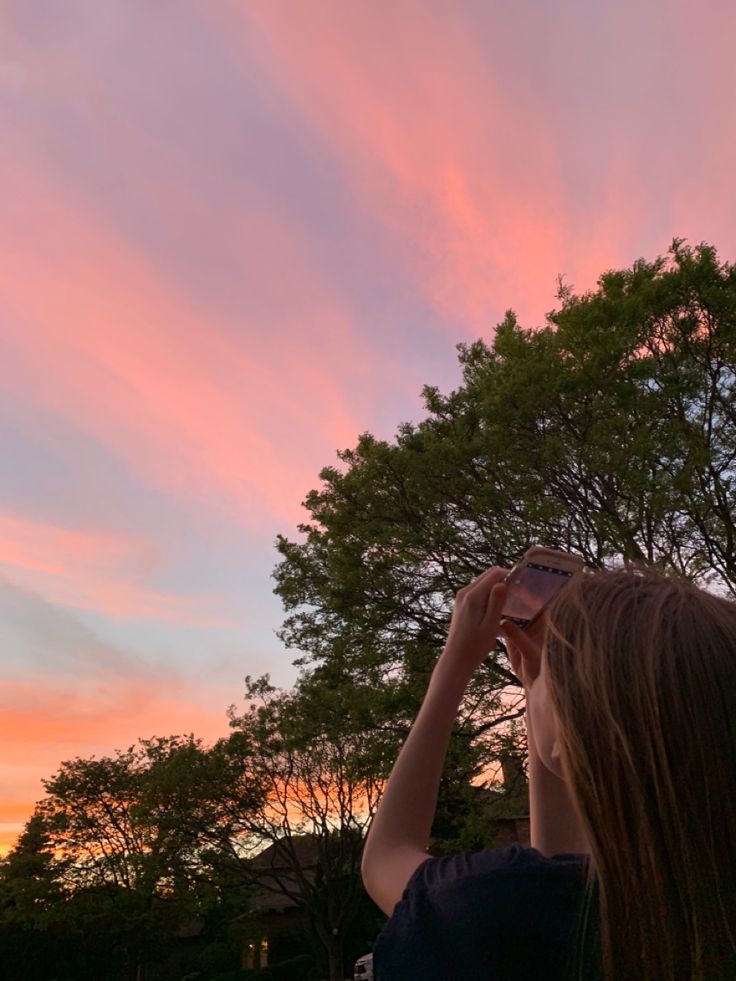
left=414, top=842, right=590, bottom=892
left=373, top=845, right=598, bottom=980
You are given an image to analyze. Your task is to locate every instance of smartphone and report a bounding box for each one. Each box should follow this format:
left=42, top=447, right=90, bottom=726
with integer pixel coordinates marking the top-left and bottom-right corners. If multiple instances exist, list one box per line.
left=500, top=545, right=584, bottom=630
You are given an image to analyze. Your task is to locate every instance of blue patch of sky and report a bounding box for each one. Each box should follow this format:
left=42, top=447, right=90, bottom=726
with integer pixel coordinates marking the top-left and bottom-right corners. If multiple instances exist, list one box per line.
left=0, top=394, right=175, bottom=534
left=77, top=600, right=296, bottom=693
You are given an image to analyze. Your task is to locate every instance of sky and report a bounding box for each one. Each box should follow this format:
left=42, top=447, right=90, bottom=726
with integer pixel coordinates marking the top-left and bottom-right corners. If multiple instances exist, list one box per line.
left=1, top=0, right=735, bottom=854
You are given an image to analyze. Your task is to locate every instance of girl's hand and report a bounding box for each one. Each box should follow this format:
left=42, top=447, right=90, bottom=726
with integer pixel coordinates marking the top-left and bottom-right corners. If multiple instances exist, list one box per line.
left=500, top=616, right=545, bottom=692
left=440, top=567, right=510, bottom=679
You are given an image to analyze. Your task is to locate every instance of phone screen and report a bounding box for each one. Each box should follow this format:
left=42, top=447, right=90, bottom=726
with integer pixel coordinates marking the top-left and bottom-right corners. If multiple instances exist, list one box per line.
left=502, top=561, right=573, bottom=628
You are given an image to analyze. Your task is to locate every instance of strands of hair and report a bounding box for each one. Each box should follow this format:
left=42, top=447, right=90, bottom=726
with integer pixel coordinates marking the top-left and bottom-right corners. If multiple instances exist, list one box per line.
left=545, top=563, right=736, bottom=981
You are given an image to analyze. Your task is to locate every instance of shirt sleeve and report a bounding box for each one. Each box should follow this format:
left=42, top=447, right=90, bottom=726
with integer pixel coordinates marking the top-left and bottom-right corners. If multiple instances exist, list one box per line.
left=372, top=856, right=446, bottom=980
left=372, top=846, right=525, bottom=980
left=371, top=845, right=594, bottom=981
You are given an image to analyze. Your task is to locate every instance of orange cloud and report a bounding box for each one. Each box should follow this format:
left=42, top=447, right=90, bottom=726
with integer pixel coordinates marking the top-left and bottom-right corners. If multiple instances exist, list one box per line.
left=0, top=678, right=230, bottom=749
left=0, top=827, right=24, bottom=858
left=0, top=675, right=234, bottom=852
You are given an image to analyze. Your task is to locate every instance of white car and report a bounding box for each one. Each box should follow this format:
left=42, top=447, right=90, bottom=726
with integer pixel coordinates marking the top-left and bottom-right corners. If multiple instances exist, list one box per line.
left=354, top=952, right=374, bottom=980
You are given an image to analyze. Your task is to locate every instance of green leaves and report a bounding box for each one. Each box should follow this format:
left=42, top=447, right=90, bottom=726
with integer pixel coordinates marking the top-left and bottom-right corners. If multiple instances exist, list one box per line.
left=273, top=240, right=736, bottom=799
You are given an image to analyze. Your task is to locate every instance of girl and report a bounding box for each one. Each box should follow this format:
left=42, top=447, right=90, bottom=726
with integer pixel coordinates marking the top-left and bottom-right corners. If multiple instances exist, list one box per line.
left=361, top=564, right=736, bottom=979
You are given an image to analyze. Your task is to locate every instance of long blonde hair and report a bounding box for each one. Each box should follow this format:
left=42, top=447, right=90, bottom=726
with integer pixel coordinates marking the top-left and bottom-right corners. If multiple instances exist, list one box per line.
left=544, top=563, right=736, bottom=981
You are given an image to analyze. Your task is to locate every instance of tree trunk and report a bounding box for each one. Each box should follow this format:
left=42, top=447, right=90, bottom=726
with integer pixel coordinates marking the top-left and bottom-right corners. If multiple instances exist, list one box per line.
left=326, top=934, right=344, bottom=981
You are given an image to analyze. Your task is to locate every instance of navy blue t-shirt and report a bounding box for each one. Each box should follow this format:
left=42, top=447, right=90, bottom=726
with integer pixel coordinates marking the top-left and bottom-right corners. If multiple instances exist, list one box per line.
left=373, top=843, right=601, bottom=980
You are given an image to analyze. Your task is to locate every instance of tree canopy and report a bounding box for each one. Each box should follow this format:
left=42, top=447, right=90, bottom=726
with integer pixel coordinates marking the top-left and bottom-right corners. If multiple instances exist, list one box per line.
left=0, top=736, right=263, bottom=981
left=273, top=239, right=736, bottom=780
left=220, top=675, right=383, bottom=981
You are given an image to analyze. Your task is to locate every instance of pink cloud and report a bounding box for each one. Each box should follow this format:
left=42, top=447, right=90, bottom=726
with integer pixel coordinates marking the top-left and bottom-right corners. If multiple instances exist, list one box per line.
left=0, top=154, right=384, bottom=530
left=211, top=1, right=736, bottom=334
left=0, top=510, right=228, bottom=623
left=212, top=1, right=570, bottom=331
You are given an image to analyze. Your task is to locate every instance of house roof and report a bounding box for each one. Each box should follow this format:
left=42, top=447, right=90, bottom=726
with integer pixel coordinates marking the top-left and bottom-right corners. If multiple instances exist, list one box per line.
left=248, top=834, right=320, bottom=872
left=244, top=835, right=319, bottom=914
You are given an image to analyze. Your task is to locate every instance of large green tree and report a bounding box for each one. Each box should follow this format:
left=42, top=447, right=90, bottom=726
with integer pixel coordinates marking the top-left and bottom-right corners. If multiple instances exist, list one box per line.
left=274, top=240, right=736, bottom=808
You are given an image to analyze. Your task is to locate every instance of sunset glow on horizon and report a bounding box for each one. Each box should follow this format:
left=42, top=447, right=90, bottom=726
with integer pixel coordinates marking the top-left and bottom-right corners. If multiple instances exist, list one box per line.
left=2, top=0, right=735, bottom=854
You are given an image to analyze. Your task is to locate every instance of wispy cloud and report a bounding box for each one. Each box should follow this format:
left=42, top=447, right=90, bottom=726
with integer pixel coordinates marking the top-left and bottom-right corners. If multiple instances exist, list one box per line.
left=0, top=581, right=232, bottom=842
left=214, top=1, right=567, bottom=330
left=213, top=0, right=736, bottom=331
left=0, top=575, right=145, bottom=674
left=0, top=677, right=229, bottom=750
left=0, top=155, right=379, bottom=527
left=0, top=512, right=228, bottom=623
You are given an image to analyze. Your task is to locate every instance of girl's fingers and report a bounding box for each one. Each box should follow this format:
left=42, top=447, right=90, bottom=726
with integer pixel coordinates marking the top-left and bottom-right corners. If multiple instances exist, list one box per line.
left=500, top=619, right=543, bottom=686
left=503, top=640, right=521, bottom=675
left=500, top=618, right=530, bottom=650
left=461, top=569, right=508, bottom=618
left=484, top=580, right=507, bottom=622
left=468, top=566, right=508, bottom=594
